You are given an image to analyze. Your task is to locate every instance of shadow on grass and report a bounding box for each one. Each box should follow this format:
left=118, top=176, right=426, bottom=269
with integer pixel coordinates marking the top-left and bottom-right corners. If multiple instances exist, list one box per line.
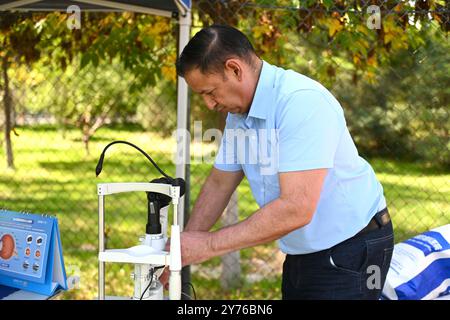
left=16, top=122, right=145, bottom=133
left=371, top=158, right=450, bottom=175
left=16, top=124, right=59, bottom=132
left=382, top=181, right=449, bottom=204
left=70, top=136, right=118, bottom=143
left=99, top=123, right=145, bottom=132
left=37, top=158, right=176, bottom=176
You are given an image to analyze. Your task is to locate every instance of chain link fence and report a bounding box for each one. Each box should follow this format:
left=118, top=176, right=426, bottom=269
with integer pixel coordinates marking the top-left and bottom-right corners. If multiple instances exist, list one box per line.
left=0, top=0, right=449, bottom=300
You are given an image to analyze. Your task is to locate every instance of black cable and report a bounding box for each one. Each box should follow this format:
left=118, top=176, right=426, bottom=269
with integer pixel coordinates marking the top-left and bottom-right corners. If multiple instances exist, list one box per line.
left=189, top=282, right=197, bottom=300
left=139, top=268, right=154, bottom=300
left=139, top=265, right=165, bottom=300
left=139, top=271, right=197, bottom=300
left=182, top=282, right=197, bottom=300
left=96, top=140, right=172, bottom=180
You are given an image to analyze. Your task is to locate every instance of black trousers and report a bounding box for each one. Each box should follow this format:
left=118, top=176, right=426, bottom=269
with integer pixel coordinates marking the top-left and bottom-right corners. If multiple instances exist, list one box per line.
left=282, top=219, right=394, bottom=300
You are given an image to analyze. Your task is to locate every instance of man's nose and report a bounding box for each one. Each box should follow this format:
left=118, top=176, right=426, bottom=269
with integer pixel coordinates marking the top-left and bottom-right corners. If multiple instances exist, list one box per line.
left=203, top=95, right=218, bottom=110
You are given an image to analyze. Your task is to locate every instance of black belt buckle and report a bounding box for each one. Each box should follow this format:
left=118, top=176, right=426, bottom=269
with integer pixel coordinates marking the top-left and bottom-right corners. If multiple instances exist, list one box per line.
left=356, top=208, right=390, bottom=237
left=373, top=208, right=390, bottom=228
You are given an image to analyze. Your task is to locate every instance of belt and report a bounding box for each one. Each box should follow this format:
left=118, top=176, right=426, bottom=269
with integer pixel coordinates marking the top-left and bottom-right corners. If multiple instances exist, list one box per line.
left=356, top=207, right=391, bottom=237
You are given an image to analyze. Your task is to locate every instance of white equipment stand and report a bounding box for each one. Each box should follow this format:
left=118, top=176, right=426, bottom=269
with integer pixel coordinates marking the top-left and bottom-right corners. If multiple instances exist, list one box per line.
left=97, top=182, right=182, bottom=300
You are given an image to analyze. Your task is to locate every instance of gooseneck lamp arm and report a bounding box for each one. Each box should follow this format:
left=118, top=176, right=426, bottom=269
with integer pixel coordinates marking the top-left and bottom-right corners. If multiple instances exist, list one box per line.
left=95, top=140, right=172, bottom=180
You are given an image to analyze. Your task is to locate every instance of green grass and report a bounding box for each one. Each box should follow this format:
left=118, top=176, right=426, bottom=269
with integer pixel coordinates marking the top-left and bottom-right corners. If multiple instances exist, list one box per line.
left=370, top=159, right=449, bottom=242
left=0, top=125, right=448, bottom=300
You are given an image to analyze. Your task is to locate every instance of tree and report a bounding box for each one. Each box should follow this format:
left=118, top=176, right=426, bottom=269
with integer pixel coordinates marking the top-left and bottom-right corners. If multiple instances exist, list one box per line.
left=41, top=60, right=141, bottom=154
left=194, top=0, right=448, bottom=85
left=1, top=11, right=178, bottom=159
left=38, top=12, right=177, bottom=153
left=0, top=13, right=45, bottom=169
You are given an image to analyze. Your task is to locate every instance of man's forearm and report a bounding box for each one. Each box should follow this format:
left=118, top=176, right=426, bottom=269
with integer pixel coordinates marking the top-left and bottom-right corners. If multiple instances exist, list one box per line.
left=185, top=169, right=243, bottom=232
left=208, top=197, right=314, bottom=257
left=179, top=169, right=326, bottom=267
left=185, top=179, right=229, bottom=232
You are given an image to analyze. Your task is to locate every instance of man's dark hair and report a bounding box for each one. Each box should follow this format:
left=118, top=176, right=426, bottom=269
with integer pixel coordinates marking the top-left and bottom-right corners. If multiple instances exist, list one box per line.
left=176, top=24, right=257, bottom=77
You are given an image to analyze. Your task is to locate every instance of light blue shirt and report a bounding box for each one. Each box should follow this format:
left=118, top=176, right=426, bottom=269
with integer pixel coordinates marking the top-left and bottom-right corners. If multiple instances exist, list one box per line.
left=214, top=61, right=386, bottom=254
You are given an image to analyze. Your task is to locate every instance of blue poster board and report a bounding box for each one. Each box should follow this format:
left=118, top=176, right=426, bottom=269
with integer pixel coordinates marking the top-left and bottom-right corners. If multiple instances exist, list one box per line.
left=0, top=210, right=67, bottom=298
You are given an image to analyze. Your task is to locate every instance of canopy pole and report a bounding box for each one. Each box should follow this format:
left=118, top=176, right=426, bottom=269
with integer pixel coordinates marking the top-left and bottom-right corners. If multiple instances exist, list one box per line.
left=176, top=8, right=191, bottom=232
left=176, top=5, right=192, bottom=301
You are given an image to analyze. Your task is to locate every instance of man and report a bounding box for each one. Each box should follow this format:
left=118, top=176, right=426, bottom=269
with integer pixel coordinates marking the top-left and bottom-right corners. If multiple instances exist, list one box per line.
left=170, top=24, right=394, bottom=299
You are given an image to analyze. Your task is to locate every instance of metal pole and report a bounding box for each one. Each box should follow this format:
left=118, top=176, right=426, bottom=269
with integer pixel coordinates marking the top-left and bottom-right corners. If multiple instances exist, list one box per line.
left=176, top=9, right=191, bottom=231
left=98, top=195, right=105, bottom=300
left=176, top=8, right=192, bottom=300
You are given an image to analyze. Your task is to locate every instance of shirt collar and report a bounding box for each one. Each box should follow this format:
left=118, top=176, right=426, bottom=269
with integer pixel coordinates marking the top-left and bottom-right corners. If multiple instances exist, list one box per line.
left=246, top=60, right=275, bottom=121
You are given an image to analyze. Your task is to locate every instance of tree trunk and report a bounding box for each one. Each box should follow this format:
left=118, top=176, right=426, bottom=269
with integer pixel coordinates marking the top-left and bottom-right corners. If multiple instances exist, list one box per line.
left=80, top=110, right=109, bottom=156
left=2, top=56, right=14, bottom=169
left=220, top=190, right=241, bottom=290
left=82, top=134, right=90, bottom=156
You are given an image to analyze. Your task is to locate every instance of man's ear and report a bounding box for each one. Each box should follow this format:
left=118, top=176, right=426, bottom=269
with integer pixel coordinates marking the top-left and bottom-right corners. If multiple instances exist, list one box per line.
left=224, top=59, right=242, bottom=80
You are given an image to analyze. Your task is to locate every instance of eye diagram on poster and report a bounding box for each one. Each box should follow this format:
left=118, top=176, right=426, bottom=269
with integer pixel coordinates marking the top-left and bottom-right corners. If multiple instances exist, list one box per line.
left=0, top=210, right=67, bottom=299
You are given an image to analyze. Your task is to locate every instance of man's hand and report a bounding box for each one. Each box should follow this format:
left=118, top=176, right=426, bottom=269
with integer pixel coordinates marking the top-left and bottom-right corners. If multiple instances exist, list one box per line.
left=159, top=268, right=170, bottom=290
left=179, top=231, right=214, bottom=266
left=159, top=231, right=214, bottom=290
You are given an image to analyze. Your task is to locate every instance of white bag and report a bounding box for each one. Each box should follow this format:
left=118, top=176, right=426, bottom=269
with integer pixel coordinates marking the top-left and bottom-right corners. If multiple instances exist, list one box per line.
left=382, top=224, right=450, bottom=300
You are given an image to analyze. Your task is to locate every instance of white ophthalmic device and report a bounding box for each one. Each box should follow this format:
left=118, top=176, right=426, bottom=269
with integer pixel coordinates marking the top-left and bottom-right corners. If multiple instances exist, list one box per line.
left=95, top=141, right=185, bottom=300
